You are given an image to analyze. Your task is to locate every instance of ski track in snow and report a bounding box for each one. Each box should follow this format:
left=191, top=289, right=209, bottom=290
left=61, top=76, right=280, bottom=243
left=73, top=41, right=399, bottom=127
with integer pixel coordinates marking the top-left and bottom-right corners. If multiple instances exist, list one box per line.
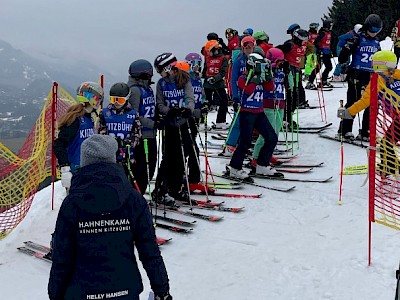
left=2, top=43, right=400, bottom=300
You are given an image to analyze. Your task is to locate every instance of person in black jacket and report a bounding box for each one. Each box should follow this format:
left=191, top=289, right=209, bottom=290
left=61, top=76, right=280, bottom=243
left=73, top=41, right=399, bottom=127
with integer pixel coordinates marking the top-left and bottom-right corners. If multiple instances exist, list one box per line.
left=48, top=134, right=172, bottom=300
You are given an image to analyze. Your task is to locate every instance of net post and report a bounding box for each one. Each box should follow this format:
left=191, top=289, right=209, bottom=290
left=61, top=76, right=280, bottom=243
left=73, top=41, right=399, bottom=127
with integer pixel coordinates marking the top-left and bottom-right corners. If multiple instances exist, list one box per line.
left=368, top=73, right=378, bottom=265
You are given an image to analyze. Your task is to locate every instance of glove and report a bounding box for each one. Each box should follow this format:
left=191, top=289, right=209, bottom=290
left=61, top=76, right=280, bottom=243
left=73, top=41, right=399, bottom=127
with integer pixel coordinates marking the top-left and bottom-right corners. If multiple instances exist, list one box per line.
left=200, top=102, right=209, bottom=115
left=344, top=35, right=359, bottom=51
left=154, top=292, right=173, bottom=300
left=166, top=107, right=180, bottom=118
left=340, top=62, right=349, bottom=75
left=154, top=118, right=165, bottom=130
left=207, top=77, right=216, bottom=85
left=180, top=107, right=192, bottom=119
left=60, top=166, right=72, bottom=189
left=250, top=75, right=262, bottom=85
left=233, top=102, right=239, bottom=112
left=263, top=59, right=273, bottom=81
left=337, top=107, right=353, bottom=119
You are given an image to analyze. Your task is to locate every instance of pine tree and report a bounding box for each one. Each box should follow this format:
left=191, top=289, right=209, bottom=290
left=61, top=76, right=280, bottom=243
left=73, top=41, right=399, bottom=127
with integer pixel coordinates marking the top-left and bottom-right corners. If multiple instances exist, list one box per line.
left=325, top=0, right=400, bottom=55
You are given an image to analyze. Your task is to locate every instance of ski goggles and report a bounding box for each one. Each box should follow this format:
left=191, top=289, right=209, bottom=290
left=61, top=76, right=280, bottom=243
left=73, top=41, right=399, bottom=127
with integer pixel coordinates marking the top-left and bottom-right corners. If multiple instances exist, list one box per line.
left=77, top=92, right=102, bottom=108
left=243, top=41, right=256, bottom=49
left=162, top=61, right=177, bottom=73
left=226, top=33, right=234, bottom=39
left=369, top=26, right=382, bottom=34
left=110, top=92, right=131, bottom=105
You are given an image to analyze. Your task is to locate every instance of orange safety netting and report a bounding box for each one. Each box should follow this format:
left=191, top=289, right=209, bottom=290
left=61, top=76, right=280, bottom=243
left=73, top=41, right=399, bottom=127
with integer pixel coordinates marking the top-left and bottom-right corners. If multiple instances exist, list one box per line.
left=0, top=84, right=76, bottom=239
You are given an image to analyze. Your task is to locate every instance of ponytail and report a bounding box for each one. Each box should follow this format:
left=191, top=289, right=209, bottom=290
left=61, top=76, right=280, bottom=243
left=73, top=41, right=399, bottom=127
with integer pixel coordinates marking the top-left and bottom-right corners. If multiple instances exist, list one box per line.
left=57, top=103, right=88, bottom=129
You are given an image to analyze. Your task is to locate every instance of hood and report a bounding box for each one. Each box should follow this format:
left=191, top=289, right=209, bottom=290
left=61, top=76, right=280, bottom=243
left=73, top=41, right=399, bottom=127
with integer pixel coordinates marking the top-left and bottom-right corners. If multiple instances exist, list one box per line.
left=127, top=76, right=151, bottom=88
left=68, top=162, right=133, bottom=214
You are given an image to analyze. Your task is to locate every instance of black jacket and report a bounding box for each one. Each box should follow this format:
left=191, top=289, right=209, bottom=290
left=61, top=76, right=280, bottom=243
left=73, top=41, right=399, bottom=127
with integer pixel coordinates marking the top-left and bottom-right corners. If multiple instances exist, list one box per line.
left=48, top=162, right=169, bottom=300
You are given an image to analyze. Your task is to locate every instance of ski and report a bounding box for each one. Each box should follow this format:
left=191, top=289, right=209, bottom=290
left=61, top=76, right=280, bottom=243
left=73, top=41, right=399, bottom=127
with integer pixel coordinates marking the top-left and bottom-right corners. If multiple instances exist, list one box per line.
left=178, top=203, right=245, bottom=213
left=156, top=237, right=172, bottom=245
left=250, top=173, right=333, bottom=183
left=277, top=162, right=324, bottom=168
left=298, top=128, right=328, bottom=134
left=24, top=241, right=50, bottom=253
left=192, top=186, right=262, bottom=198
left=188, top=199, right=224, bottom=206
left=299, top=122, right=332, bottom=130
left=208, top=171, right=296, bottom=192
left=155, top=222, right=193, bottom=233
left=318, top=133, right=368, bottom=148
left=211, top=135, right=226, bottom=141
left=276, top=167, right=314, bottom=173
left=17, top=246, right=52, bottom=262
left=166, top=207, right=224, bottom=222
left=153, top=215, right=196, bottom=227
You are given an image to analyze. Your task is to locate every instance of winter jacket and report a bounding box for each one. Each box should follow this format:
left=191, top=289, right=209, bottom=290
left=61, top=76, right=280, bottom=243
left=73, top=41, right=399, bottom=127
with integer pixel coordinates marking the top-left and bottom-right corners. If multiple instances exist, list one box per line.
left=127, top=77, right=157, bottom=140
left=202, top=53, right=228, bottom=89
left=48, top=162, right=169, bottom=300
left=348, top=69, right=400, bottom=116
left=54, top=112, right=95, bottom=169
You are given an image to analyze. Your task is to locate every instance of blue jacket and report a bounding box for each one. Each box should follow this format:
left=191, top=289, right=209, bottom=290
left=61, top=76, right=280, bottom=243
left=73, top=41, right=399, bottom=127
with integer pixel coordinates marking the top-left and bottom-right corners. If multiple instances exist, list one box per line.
left=230, top=53, right=247, bottom=100
left=48, top=162, right=169, bottom=300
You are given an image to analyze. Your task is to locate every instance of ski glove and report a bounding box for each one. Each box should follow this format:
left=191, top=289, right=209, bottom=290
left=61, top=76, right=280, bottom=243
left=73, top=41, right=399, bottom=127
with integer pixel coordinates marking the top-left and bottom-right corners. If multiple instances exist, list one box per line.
left=263, top=59, right=273, bottom=81
left=180, top=107, right=192, bottom=119
left=166, top=107, right=180, bottom=118
left=207, top=77, right=216, bottom=85
left=250, top=75, right=262, bottom=85
left=340, top=62, right=349, bottom=75
left=201, top=102, right=209, bottom=115
left=154, top=292, right=173, bottom=300
left=60, top=166, right=72, bottom=189
left=337, top=107, right=353, bottom=119
left=233, top=102, right=240, bottom=112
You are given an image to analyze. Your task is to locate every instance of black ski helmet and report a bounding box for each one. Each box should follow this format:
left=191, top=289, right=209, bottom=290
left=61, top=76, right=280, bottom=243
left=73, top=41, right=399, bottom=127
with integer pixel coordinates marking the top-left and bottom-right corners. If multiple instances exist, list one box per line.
left=323, top=18, right=333, bottom=29
left=363, top=14, right=383, bottom=34
left=109, top=82, right=130, bottom=97
left=154, top=52, right=177, bottom=73
left=129, top=59, right=153, bottom=79
left=207, top=32, right=219, bottom=41
left=293, top=29, right=309, bottom=43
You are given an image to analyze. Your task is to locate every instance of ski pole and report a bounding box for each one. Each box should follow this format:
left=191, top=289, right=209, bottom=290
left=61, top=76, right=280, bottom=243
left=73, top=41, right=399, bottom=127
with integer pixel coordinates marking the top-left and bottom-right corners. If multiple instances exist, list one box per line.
left=222, top=69, right=253, bottom=151
left=178, top=126, right=193, bottom=208
left=143, top=139, right=152, bottom=197
left=195, top=118, right=216, bottom=187
left=338, top=99, right=345, bottom=205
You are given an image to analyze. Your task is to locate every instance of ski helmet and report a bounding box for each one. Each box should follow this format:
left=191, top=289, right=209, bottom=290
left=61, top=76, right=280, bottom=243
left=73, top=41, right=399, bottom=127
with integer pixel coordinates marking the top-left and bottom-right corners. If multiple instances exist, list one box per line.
left=354, top=24, right=362, bottom=34
left=293, top=29, right=309, bottom=42
left=246, top=53, right=265, bottom=74
left=243, top=28, right=254, bottom=36
left=76, top=81, right=104, bottom=108
left=175, top=61, right=190, bottom=72
left=128, top=59, right=153, bottom=79
left=253, top=46, right=265, bottom=58
left=185, top=52, right=202, bottom=62
left=110, top=82, right=130, bottom=97
left=207, top=32, right=219, bottom=41
left=253, top=31, right=269, bottom=42
left=371, top=50, right=397, bottom=72
left=204, top=40, right=220, bottom=52
left=225, top=28, right=235, bottom=36
left=363, top=14, right=383, bottom=34
left=309, top=23, right=319, bottom=30
left=266, top=48, right=285, bottom=67
left=154, top=52, right=177, bottom=73
left=287, top=23, right=300, bottom=35
left=241, top=36, right=256, bottom=48
left=322, top=18, right=333, bottom=29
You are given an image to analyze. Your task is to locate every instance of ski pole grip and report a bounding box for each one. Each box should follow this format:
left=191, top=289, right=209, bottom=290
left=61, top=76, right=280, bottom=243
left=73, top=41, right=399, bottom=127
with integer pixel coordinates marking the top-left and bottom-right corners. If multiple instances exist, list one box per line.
left=245, top=69, right=253, bottom=85
left=339, top=99, right=344, bottom=107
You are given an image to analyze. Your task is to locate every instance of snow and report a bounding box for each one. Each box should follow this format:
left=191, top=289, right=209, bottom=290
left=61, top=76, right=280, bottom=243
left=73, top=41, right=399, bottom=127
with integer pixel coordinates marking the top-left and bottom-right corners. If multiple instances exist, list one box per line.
left=2, top=54, right=400, bottom=299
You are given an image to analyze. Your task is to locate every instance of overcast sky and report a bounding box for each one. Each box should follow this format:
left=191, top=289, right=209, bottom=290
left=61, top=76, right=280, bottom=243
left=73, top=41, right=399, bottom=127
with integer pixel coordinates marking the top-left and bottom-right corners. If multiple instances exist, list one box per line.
left=1, top=0, right=332, bottom=80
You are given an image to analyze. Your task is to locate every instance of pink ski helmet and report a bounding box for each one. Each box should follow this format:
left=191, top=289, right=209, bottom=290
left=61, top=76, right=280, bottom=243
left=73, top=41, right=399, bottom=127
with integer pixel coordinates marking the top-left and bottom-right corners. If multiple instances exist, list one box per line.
left=266, top=48, right=285, bottom=67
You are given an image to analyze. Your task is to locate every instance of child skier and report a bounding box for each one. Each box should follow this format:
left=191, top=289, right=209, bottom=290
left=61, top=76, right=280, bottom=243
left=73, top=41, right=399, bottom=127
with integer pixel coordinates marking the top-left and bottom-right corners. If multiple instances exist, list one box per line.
left=227, top=53, right=281, bottom=179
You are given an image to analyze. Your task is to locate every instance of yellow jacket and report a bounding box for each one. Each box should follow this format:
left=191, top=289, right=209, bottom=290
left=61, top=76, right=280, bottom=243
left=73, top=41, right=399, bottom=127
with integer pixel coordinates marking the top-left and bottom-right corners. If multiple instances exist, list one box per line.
left=348, top=69, right=400, bottom=116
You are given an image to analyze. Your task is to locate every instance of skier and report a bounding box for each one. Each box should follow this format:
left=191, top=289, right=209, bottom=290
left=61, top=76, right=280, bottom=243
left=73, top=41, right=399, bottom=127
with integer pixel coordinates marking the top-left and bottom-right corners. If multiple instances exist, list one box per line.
left=202, top=40, right=229, bottom=129
left=243, top=28, right=254, bottom=36
left=304, top=23, right=319, bottom=84
left=337, top=50, right=399, bottom=176
left=391, top=19, right=400, bottom=64
left=221, top=36, right=257, bottom=156
left=250, top=48, right=287, bottom=168
left=287, top=23, right=300, bottom=37
left=53, top=81, right=104, bottom=192
left=227, top=53, right=280, bottom=179
left=127, top=59, right=159, bottom=195
left=277, top=28, right=309, bottom=129
left=151, top=52, right=198, bottom=205
left=48, top=134, right=172, bottom=300
left=337, top=14, right=382, bottom=141
left=225, top=28, right=240, bottom=98
left=332, top=24, right=362, bottom=82
left=305, top=18, right=334, bottom=89
left=253, top=30, right=273, bottom=55
left=98, top=82, right=142, bottom=189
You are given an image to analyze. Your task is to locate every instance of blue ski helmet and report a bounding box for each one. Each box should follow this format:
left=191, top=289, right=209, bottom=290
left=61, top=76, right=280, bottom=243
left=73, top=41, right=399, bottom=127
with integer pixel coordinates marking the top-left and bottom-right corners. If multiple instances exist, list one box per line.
left=287, top=23, right=300, bottom=35
left=243, top=28, right=254, bottom=35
